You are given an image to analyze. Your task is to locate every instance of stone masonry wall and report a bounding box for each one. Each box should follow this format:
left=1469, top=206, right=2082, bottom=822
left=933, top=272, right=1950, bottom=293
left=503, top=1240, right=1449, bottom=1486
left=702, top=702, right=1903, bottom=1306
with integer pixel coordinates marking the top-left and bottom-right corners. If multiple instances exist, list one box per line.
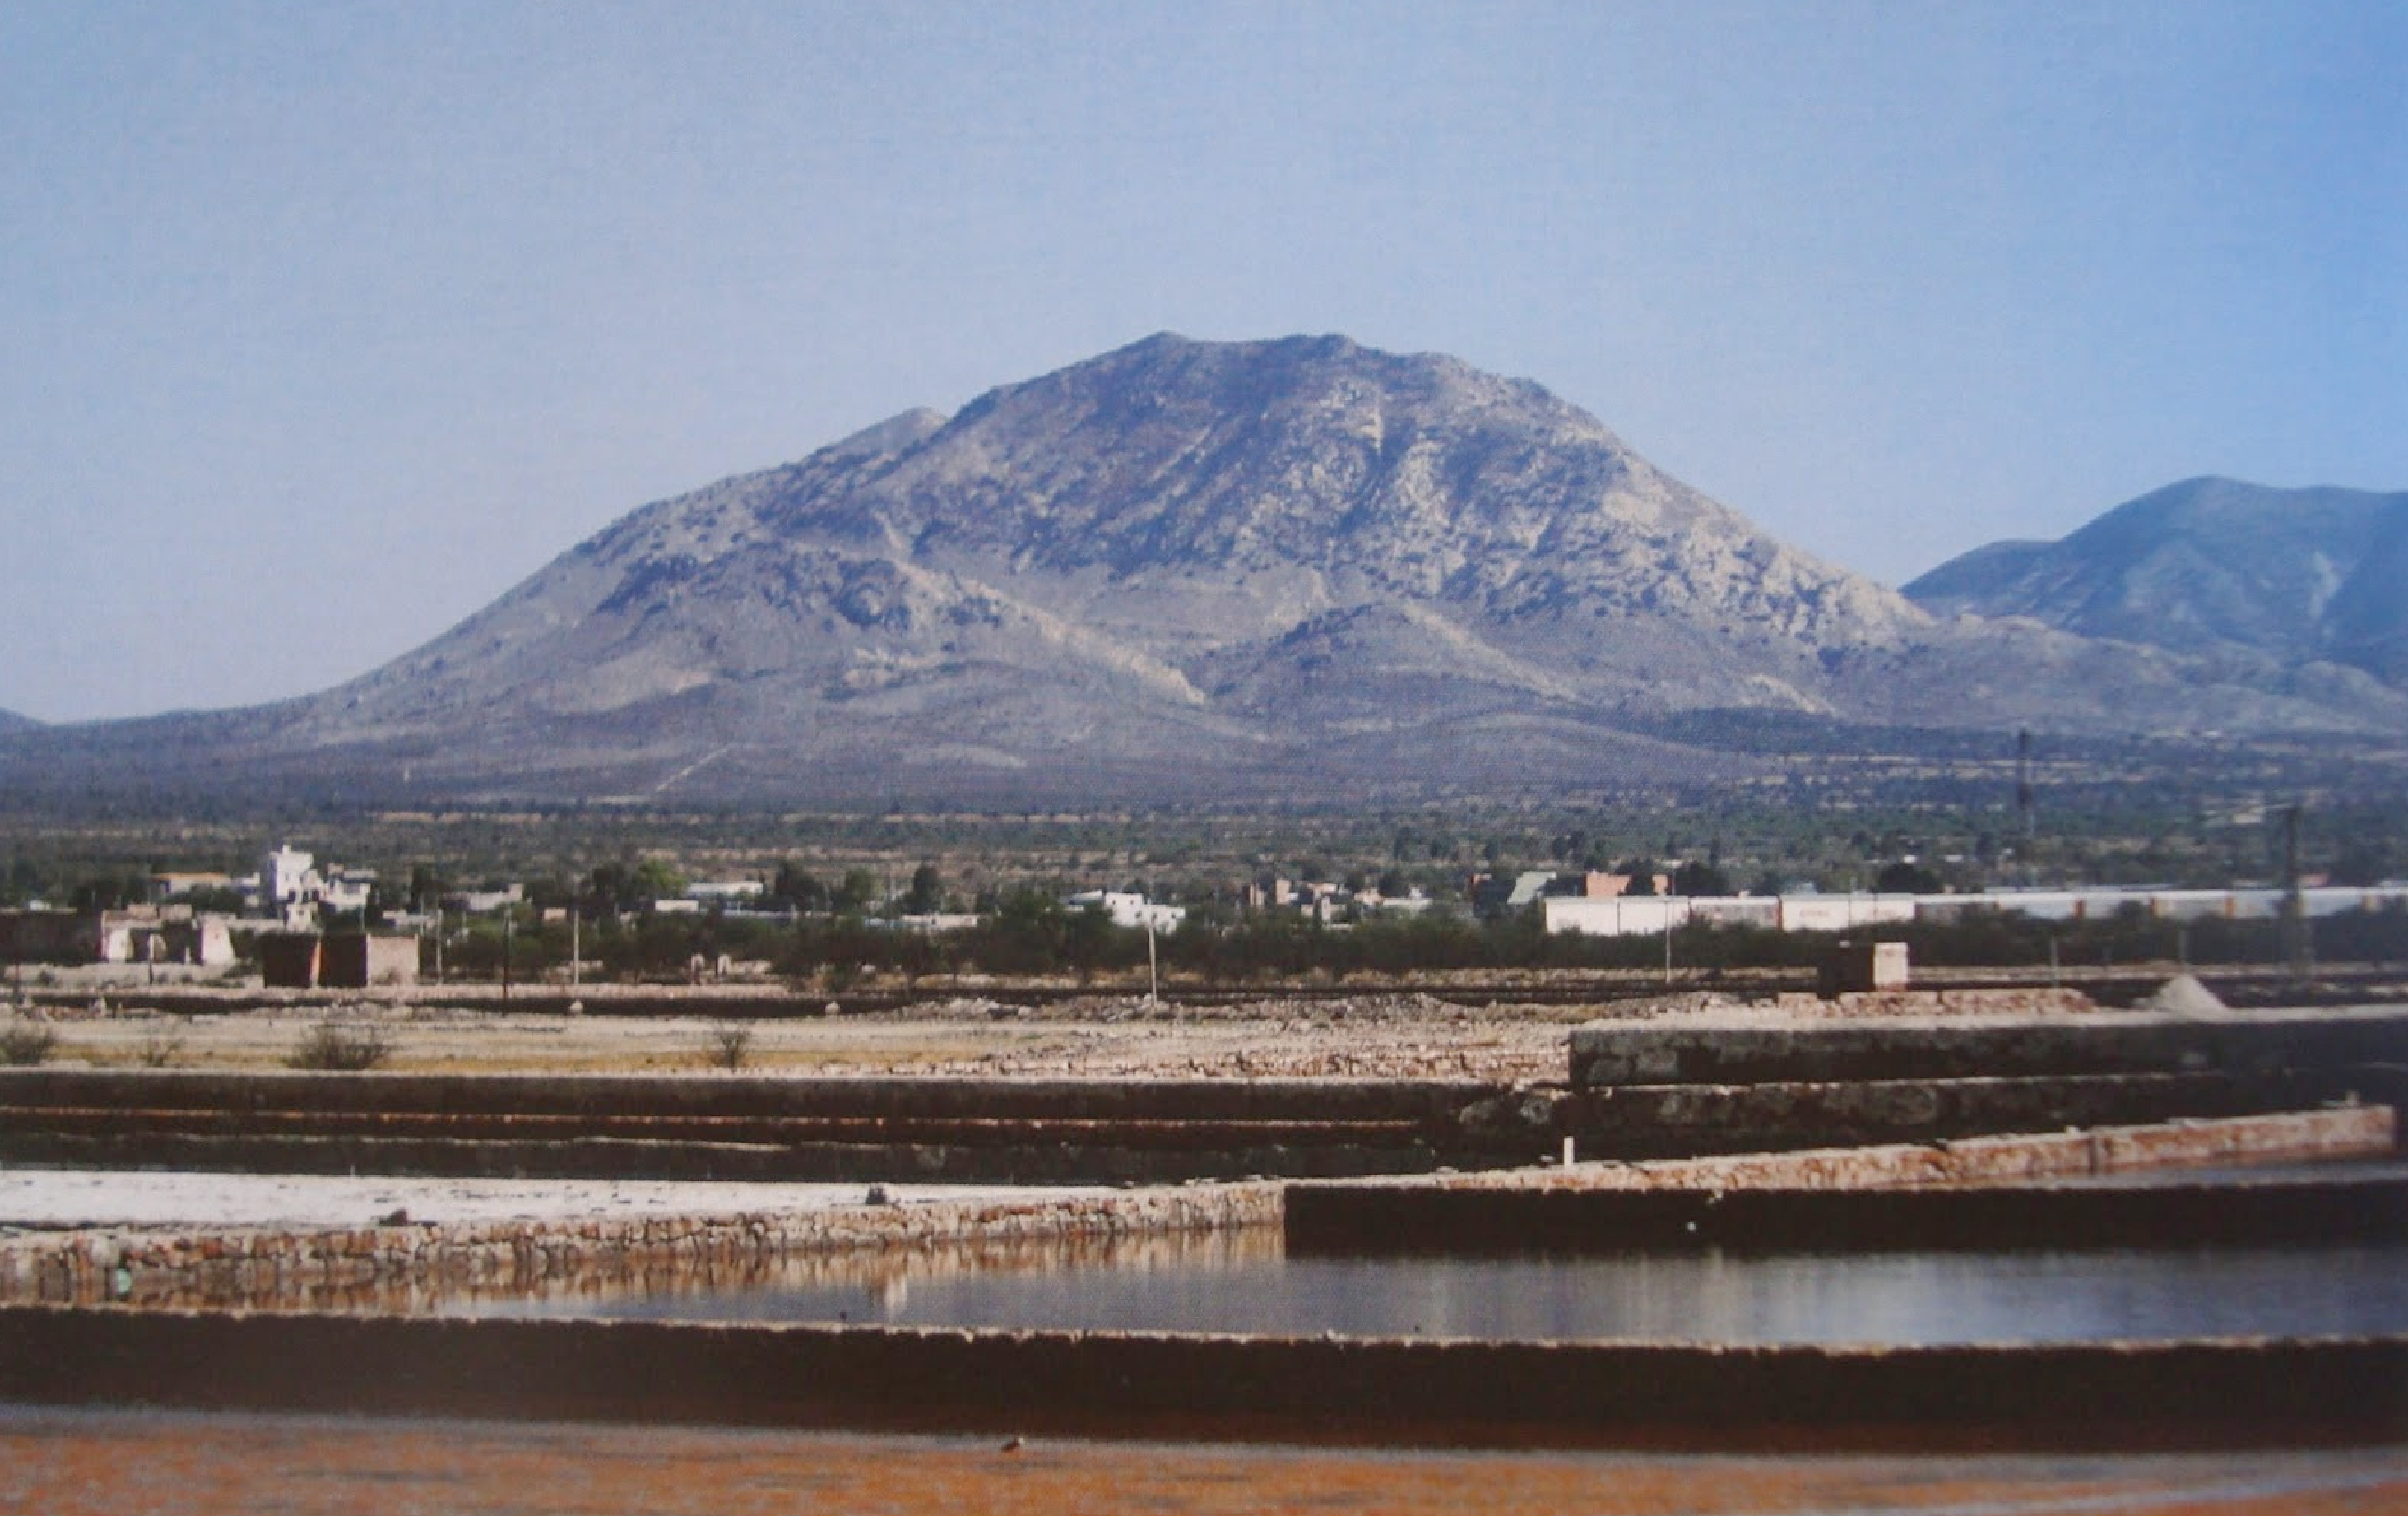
left=1339, top=1104, right=2397, bottom=1193
left=0, top=1182, right=1284, bottom=1309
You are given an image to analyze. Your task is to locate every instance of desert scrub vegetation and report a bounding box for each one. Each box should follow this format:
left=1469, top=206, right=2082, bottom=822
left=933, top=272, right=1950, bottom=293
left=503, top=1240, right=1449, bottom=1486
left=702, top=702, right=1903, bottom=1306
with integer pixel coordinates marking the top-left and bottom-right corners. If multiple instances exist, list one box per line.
left=705, top=1020, right=754, bottom=1071
left=134, top=1026, right=188, bottom=1068
left=287, top=1020, right=394, bottom=1071
left=1, top=1020, right=58, bottom=1065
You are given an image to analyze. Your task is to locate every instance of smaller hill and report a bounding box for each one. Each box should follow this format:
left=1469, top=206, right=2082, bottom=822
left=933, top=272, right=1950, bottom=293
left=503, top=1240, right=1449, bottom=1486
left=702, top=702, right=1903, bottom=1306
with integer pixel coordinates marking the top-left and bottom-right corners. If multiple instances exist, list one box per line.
left=1904, top=477, right=2408, bottom=688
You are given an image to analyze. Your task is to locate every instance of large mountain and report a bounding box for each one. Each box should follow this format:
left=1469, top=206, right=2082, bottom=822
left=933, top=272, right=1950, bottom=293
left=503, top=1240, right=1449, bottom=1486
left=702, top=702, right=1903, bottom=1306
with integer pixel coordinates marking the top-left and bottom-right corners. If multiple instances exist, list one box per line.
left=0, top=710, right=39, bottom=735
left=6, top=338, right=2404, bottom=805
left=1906, top=479, right=2408, bottom=688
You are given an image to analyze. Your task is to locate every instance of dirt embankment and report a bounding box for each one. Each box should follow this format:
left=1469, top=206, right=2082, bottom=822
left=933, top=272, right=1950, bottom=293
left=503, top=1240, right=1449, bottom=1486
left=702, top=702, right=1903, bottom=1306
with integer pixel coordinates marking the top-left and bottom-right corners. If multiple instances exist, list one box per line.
left=2, top=991, right=1595, bottom=1080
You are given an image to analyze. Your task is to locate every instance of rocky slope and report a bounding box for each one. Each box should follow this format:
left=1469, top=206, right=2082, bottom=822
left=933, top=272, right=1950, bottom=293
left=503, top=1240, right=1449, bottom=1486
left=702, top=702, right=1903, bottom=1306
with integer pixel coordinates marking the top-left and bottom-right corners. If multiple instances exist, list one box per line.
left=1906, top=478, right=2408, bottom=689
left=6, top=339, right=2404, bottom=805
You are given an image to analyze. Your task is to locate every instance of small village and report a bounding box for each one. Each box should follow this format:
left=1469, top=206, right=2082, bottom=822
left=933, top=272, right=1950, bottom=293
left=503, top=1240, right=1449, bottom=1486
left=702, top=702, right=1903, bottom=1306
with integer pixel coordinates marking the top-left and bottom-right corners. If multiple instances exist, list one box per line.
left=5, top=835, right=2402, bottom=998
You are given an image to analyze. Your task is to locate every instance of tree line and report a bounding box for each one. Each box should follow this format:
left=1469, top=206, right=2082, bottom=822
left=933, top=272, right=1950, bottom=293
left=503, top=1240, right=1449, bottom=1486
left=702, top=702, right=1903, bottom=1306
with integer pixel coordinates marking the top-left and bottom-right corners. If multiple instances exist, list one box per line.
left=423, top=893, right=2408, bottom=986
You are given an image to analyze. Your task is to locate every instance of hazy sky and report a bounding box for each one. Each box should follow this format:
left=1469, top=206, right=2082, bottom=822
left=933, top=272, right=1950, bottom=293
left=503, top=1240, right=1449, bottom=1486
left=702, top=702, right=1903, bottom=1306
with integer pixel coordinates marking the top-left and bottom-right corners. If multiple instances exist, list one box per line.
left=3, top=1, right=2401, bottom=723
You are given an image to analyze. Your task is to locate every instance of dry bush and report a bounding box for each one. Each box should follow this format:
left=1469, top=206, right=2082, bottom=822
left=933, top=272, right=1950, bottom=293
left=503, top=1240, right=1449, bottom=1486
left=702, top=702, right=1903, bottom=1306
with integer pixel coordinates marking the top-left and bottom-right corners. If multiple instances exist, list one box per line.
left=707, top=1021, right=754, bottom=1071
left=287, top=1021, right=393, bottom=1071
left=0, top=1022, right=57, bottom=1066
left=135, top=1028, right=188, bottom=1068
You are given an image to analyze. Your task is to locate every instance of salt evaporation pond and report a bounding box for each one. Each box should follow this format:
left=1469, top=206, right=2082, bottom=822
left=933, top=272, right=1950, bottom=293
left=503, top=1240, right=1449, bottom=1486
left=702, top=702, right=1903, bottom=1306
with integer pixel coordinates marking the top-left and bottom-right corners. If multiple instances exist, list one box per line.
left=454, top=1228, right=2408, bottom=1346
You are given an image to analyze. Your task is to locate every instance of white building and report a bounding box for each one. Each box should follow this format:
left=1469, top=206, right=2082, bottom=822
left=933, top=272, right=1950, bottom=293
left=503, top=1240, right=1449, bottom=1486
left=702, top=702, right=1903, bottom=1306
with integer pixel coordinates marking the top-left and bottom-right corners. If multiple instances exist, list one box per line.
left=1546, top=884, right=2408, bottom=938
left=320, top=867, right=378, bottom=915
left=1067, top=890, right=1187, bottom=933
left=685, top=880, right=767, bottom=904
left=444, top=884, right=525, bottom=914
left=260, top=845, right=324, bottom=929
left=1541, top=895, right=1693, bottom=937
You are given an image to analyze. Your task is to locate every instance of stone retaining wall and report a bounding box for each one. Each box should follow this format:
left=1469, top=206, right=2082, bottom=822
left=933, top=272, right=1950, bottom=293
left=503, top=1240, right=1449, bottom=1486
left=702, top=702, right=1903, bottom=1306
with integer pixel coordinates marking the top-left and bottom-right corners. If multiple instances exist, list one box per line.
left=4, top=1108, right=2380, bottom=1308
left=1570, top=1006, right=2408, bottom=1087
left=0, top=1182, right=1283, bottom=1308
left=1432, top=1103, right=2397, bottom=1192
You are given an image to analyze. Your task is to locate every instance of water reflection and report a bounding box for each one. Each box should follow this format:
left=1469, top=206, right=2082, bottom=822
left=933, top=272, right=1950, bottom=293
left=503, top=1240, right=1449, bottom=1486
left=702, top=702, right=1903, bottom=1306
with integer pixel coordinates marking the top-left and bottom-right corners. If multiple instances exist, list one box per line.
left=457, top=1232, right=2408, bottom=1346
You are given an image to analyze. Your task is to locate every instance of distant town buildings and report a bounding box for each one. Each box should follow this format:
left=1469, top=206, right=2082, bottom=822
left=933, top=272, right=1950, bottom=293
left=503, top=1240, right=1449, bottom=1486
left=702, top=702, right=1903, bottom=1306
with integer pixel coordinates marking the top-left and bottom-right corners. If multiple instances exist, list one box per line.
left=684, top=880, right=766, bottom=905
left=1067, top=890, right=1187, bottom=932
left=1241, top=877, right=1433, bottom=921
left=258, top=846, right=321, bottom=929
left=1468, top=870, right=1670, bottom=916
left=150, top=871, right=236, bottom=900
left=0, top=904, right=234, bottom=967
left=443, top=884, right=524, bottom=915
left=1543, top=883, right=2408, bottom=938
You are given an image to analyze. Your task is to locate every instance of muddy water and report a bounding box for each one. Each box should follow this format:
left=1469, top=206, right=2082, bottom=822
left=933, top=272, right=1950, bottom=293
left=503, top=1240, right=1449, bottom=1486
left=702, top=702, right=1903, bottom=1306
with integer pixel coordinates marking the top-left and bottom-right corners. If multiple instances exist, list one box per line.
left=3, top=1405, right=2403, bottom=1516
left=453, top=1227, right=2408, bottom=1346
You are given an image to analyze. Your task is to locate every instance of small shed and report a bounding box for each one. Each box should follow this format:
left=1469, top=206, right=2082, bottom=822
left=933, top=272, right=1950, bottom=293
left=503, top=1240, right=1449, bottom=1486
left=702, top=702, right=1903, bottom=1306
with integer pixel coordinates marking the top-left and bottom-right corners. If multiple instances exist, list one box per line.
left=258, top=932, right=324, bottom=989
left=1820, top=940, right=1910, bottom=997
left=321, top=932, right=420, bottom=988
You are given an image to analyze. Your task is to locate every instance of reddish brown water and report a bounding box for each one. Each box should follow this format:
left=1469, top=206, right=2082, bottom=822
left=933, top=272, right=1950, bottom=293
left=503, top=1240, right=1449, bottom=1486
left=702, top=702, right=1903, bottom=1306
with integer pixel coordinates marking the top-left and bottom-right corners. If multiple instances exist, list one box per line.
left=1, top=1406, right=2402, bottom=1515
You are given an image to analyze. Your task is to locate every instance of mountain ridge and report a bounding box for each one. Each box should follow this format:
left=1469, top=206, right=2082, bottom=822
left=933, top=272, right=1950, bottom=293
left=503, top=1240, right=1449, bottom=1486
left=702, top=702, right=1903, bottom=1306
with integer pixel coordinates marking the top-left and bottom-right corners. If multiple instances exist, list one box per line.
left=5, top=339, right=2404, bottom=807
left=1905, top=477, right=2408, bottom=688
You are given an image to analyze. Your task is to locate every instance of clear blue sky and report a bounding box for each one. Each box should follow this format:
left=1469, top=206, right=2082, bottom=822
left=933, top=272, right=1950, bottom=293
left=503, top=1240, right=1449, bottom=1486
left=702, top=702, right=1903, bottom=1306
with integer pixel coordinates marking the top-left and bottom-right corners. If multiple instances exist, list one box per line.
left=3, top=1, right=2401, bottom=722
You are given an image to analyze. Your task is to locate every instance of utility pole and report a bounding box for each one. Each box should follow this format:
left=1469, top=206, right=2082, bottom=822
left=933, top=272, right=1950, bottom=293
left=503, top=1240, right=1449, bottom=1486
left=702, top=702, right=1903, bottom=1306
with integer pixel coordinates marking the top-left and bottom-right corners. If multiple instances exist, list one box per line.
left=2281, top=804, right=2312, bottom=982
left=502, top=910, right=514, bottom=1004
left=2015, top=728, right=2035, bottom=888
left=1145, top=918, right=1159, bottom=1005
left=571, top=889, right=581, bottom=990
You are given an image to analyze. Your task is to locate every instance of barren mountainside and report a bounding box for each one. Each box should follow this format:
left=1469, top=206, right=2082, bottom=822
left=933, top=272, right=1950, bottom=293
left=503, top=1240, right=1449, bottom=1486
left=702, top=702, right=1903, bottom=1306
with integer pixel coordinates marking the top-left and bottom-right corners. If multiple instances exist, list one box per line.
left=7, top=337, right=2405, bottom=805
left=1904, top=478, right=2408, bottom=688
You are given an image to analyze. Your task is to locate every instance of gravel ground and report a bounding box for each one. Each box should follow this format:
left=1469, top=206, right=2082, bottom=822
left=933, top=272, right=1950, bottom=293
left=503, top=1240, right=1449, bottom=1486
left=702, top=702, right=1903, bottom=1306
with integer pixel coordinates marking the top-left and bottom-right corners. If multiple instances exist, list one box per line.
left=0, top=979, right=2159, bottom=1080
left=0, top=992, right=1589, bottom=1080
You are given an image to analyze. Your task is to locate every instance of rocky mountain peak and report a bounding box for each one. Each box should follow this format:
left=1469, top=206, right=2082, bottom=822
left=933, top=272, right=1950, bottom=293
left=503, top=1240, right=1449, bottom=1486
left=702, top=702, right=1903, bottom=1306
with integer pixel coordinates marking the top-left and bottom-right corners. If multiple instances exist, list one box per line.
left=732, top=332, right=1910, bottom=648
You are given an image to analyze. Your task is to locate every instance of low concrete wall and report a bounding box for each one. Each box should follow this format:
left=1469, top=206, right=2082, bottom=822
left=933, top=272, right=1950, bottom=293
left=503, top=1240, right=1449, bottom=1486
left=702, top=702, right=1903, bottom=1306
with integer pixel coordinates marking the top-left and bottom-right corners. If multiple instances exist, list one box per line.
left=1537, top=1070, right=2396, bottom=1159
left=0, top=1069, right=1520, bottom=1181
left=0, top=1307, right=2399, bottom=1447
left=14, top=1063, right=2396, bottom=1179
left=1570, top=1007, right=2408, bottom=1087
left=0, top=1068, right=1499, bottom=1122
left=0, top=1131, right=1453, bottom=1184
left=1434, top=1104, right=2399, bottom=1193
left=1285, top=1171, right=2408, bottom=1256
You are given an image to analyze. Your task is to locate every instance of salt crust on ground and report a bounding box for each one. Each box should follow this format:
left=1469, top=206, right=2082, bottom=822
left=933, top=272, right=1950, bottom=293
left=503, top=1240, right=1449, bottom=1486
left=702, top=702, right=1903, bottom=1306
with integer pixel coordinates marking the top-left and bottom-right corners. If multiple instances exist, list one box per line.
left=0, top=1168, right=1101, bottom=1231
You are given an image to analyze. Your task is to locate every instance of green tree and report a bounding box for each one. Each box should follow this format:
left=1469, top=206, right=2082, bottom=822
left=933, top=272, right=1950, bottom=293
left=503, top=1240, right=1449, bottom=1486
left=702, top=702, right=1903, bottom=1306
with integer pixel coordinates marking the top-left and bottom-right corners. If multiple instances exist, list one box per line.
left=407, top=864, right=447, bottom=913
left=770, top=861, right=829, bottom=913
left=2332, top=840, right=2393, bottom=889
left=1875, top=860, right=1944, bottom=894
left=1670, top=860, right=1733, bottom=897
left=833, top=867, right=880, bottom=915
